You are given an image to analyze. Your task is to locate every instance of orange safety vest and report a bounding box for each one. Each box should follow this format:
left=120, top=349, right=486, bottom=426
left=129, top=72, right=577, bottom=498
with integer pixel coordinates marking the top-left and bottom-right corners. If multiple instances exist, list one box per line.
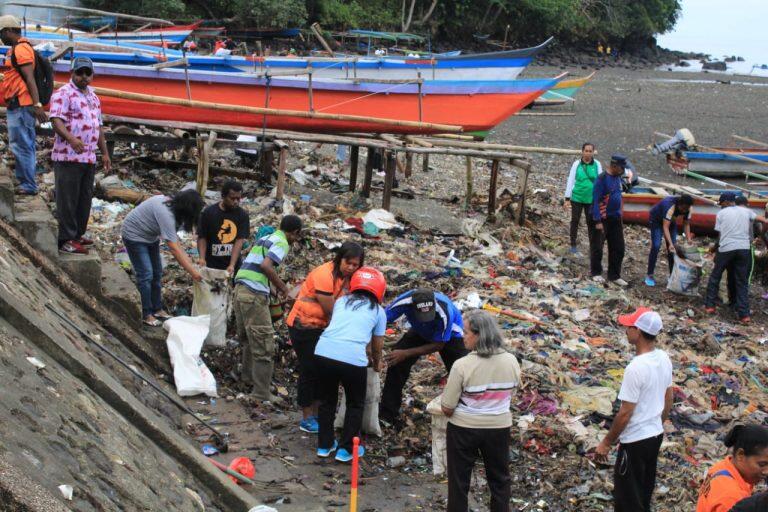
left=696, top=457, right=753, bottom=512
left=286, top=261, right=346, bottom=329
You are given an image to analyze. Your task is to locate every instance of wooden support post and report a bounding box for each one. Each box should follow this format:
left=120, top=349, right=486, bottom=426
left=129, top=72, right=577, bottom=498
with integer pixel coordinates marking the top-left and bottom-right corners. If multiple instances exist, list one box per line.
left=488, top=159, right=500, bottom=222
left=275, top=141, right=288, bottom=201
left=516, top=166, right=531, bottom=226
left=362, top=148, right=374, bottom=198
left=382, top=151, right=395, bottom=211
left=349, top=145, right=360, bottom=191
left=195, top=131, right=217, bottom=196
left=422, top=153, right=430, bottom=173
left=405, top=152, right=413, bottom=178
left=260, top=147, right=274, bottom=184
left=464, top=156, right=473, bottom=211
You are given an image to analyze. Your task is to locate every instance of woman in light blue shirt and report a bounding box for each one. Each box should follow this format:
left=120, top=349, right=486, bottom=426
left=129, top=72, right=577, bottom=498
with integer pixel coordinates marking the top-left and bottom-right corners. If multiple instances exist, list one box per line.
left=314, top=267, right=387, bottom=462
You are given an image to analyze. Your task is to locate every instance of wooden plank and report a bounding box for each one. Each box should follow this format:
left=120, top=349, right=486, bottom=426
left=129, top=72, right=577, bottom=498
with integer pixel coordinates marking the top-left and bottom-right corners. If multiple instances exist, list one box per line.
left=260, top=148, right=274, bottom=184
left=195, top=131, right=217, bottom=196
left=405, top=152, right=413, bottom=178
left=362, top=148, right=374, bottom=198
left=275, top=147, right=288, bottom=200
left=349, top=145, right=359, bottom=192
left=49, top=43, right=74, bottom=62
left=422, top=153, right=430, bottom=173
left=517, top=167, right=531, bottom=225
left=153, top=58, right=189, bottom=70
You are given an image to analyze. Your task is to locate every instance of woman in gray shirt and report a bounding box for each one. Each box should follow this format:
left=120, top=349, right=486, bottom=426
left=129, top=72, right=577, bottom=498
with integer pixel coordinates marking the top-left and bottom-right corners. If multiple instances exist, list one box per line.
left=121, top=190, right=204, bottom=326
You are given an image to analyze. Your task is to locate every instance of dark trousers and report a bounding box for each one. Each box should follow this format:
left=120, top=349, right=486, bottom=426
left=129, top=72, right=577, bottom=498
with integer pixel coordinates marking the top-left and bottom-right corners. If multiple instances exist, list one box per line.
left=123, top=238, right=164, bottom=318
left=316, top=355, right=367, bottom=453
left=288, top=326, right=323, bottom=408
left=569, top=201, right=595, bottom=248
left=705, top=249, right=751, bottom=318
left=647, top=222, right=677, bottom=276
left=54, top=161, right=96, bottom=245
left=447, top=422, right=510, bottom=512
left=590, top=216, right=625, bottom=280
left=380, top=330, right=467, bottom=421
left=613, top=434, right=663, bottom=512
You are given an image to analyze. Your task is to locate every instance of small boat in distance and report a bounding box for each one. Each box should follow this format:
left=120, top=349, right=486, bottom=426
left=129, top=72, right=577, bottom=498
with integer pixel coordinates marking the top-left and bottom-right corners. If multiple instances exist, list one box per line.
left=534, top=71, right=595, bottom=106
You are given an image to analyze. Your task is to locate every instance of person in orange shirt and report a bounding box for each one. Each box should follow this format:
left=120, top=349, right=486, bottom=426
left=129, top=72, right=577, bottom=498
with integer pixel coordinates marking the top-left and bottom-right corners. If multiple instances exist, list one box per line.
left=697, top=425, right=768, bottom=512
left=286, top=241, right=365, bottom=433
left=0, top=15, right=47, bottom=195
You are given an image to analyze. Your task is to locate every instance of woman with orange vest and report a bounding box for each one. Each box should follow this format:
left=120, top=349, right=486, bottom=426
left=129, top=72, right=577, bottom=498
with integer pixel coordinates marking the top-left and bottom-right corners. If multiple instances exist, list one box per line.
left=697, top=425, right=768, bottom=512
left=286, top=241, right=365, bottom=434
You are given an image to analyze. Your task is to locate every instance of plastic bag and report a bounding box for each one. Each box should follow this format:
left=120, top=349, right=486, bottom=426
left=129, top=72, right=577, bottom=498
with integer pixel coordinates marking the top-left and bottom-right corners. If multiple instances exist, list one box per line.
left=164, top=316, right=218, bottom=397
left=335, top=368, right=382, bottom=437
left=667, top=254, right=702, bottom=296
left=426, top=396, right=448, bottom=475
left=192, top=267, right=231, bottom=347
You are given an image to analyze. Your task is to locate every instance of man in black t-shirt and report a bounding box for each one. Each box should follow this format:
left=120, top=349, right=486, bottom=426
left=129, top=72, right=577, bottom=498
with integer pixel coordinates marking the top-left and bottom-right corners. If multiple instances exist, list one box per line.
left=197, top=180, right=250, bottom=274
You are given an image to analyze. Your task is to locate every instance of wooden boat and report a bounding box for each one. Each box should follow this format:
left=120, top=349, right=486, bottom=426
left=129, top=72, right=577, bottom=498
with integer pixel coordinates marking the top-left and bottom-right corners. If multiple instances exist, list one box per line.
left=21, top=29, right=186, bottom=55
left=666, top=149, right=768, bottom=177
left=225, top=28, right=301, bottom=39
left=50, top=61, right=564, bottom=135
left=535, top=71, right=595, bottom=106
left=93, top=22, right=200, bottom=47
left=623, top=186, right=768, bottom=234
left=31, top=37, right=552, bottom=80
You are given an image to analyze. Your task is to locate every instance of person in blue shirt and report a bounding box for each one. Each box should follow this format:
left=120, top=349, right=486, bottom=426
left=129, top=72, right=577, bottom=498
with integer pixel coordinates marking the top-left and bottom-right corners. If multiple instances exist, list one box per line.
left=645, top=194, right=693, bottom=287
left=379, top=288, right=466, bottom=425
left=590, top=154, right=628, bottom=286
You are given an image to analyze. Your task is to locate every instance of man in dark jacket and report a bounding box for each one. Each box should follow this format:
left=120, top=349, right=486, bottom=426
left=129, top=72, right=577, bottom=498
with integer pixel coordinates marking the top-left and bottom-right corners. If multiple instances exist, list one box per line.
left=590, top=154, right=628, bottom=286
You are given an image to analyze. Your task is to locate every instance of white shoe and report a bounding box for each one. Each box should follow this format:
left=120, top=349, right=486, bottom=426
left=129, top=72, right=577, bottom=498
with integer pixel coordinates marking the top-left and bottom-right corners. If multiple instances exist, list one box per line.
left=592, top=275, right=606, bottom=283
left=611, top=278, right=629, bottom=287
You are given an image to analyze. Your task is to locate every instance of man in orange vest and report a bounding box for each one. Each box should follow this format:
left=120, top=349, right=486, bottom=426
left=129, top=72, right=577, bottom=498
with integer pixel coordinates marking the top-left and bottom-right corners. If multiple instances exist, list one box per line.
left=0, top=15, right=47, bottom=195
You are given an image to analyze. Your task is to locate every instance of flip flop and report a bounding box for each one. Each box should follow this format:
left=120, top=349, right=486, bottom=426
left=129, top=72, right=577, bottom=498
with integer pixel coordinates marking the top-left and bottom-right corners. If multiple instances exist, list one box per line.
left=143, top=318, right=162, bottom=327
left=154, top=311, right=172, bottom=320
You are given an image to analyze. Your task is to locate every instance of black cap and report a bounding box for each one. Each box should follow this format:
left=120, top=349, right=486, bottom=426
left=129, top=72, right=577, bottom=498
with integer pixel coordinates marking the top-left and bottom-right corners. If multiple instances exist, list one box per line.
left=71, top=57, right=94, bottom=72
left=610, top=154, right=627, bottom=168
left=410, top=289, right=436, bottom=323
left=718, top=192, right=736, bottom=204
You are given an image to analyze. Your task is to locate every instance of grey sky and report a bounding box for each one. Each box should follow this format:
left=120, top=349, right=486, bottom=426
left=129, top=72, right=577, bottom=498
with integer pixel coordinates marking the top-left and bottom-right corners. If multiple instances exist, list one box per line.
left=657, top=0, right=768, bottom=64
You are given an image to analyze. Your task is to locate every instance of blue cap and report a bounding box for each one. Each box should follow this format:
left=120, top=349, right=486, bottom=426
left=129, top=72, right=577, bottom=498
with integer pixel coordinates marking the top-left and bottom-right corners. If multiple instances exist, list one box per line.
left=610, top=154, right=627, bottom=168
left=718, top=192, right=736, bottom=204
left=71, top=57, right=94, bottom=72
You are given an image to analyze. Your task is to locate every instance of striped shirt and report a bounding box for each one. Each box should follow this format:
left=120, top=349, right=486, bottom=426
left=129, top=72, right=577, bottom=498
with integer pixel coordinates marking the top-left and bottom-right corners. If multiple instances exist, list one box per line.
left=234, top=229, right=289, bottom=295
left=441, top=351, right=521, bottom=429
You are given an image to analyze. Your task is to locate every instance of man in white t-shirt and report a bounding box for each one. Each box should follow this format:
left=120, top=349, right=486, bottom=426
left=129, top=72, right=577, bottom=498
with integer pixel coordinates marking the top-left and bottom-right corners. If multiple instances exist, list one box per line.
left=595, top=307, right=673, bottom=512
left=704, top=192, right=768, bottom=324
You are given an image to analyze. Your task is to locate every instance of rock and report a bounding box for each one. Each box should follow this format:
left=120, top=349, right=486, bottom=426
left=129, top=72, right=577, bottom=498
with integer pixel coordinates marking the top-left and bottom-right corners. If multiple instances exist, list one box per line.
left=678, top=60, right=691, bottom=67
left=703, top=61, right=727, bottom=71
left=386, top=456, right=407, bottom=468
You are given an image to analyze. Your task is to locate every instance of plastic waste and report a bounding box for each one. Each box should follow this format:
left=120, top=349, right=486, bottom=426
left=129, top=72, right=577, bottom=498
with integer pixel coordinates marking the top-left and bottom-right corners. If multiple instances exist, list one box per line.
left=164, top=316, right=218, bottom=397
left=363, top=209, right=403, bottom=230
left=561, top=386, right=617, bottom=416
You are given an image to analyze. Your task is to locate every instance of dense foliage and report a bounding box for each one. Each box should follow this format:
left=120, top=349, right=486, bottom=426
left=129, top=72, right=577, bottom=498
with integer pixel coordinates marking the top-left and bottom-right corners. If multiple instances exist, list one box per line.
left=81, top=0, right=681, bottom=47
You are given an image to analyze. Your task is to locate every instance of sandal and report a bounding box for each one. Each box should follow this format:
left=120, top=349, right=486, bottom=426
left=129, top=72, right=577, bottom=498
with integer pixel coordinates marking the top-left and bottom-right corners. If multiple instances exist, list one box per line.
left=143, top=316, right=162, bottom=327
left=154, top=310, right=172, bottom=320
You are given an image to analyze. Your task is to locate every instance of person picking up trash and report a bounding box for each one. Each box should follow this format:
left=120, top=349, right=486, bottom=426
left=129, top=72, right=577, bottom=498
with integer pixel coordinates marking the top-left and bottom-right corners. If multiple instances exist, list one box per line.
left=196, top=180, right=249, bottom=275
left=696, top=425, right=768, bottom=512
left=563, top=142, right=602, bottom=257
left=595, top=307, right=673, bottom=512
left=313, top=267, right=387, bottom=463
left=286, top=241, right=365, bottom=434
left=379, top=288, right=466, bottom=427
left=590, top=154, right=628, bottom=287
left=234, top=214, right=302, bottom=402
left=644, top=194, right=694, bottom=287
left=441, top=309, right=521, bottom=512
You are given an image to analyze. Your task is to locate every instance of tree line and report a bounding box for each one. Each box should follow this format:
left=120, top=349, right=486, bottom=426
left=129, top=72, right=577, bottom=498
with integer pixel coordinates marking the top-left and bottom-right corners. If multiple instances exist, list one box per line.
left=81, top=0, right=682, bottom=48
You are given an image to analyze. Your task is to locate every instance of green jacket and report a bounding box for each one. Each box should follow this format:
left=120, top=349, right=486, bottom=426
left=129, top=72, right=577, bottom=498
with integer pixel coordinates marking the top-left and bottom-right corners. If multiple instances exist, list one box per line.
left=565, top=159, right=602, bottom=204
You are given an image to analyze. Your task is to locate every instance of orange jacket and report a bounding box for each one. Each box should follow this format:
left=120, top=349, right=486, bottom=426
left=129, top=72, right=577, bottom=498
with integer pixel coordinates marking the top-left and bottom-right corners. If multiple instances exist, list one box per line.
left=286, top=261, right=346, bottom=329
left=696, top=457, right=753, bottom=512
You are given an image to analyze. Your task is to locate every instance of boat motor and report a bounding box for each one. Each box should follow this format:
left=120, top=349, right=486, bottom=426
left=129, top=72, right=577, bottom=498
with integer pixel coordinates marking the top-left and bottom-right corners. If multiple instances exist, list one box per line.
left=651, top=128, right=696, bottom=155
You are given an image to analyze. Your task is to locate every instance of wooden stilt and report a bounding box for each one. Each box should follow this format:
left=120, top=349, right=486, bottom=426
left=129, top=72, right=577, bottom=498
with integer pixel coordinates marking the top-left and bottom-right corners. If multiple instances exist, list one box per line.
left=275, top=142, right=288, bottom=201
left=260, top=148, right=274, bottom=184
left=382, top=151, right=395, bottom=211
left=195, top=131, right=217, bottom=196
left=405, top=152, right=413, bottom=178
left=488, top=159, right=500, bottom=222
left=349, top=145, right=360, bottom=191
left=465, top=156, right=473, bottom=211
left=362, top=148, right=374, bottom=198
left=517, top=166, right=531, bottom=225
left=422, top=153, right=430, bottom=173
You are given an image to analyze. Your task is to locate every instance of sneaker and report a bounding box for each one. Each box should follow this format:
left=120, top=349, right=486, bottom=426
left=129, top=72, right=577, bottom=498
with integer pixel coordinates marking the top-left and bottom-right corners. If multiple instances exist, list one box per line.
left=611, top=278, right=629, bottom=287
left=335, top=445, right=365, bottom=463
left=592, top=275, right=605, bottom=283
left=78, top=236, right=94, bottom=246
left=59, top=240, right=88, bottom=255
left=739, top=316, right=751, bottom=325
left=644, top=276, right=656, bottom=287
left=317, top=440, right=338, bottom=458
left=300, top=416, right=319, bottom=434
left=704, top=307, right=716, bottom=314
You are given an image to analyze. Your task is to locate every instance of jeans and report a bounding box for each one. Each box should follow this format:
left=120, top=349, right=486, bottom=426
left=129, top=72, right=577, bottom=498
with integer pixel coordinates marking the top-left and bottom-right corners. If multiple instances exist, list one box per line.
left=590, top=216, right=625, bottom=280
left=613, top=434, right=663, bottom=512
left=380, top=330, right=468, bottom=422
left=647, top=223, right=677, bottom=277
left=54, top=162, right=96, bottom=245
left=569, top=201, right=595, bottom=248
left=315, top=355, right=367, bottom=453
left=288, top=326, right=323, bottom=408
left=7, top=106, right=37, bottom=193
left=123, top=238, right=164, bottom=318
left=447, top=423, right=511, bottom=512
left=705, top=249, right=751, bottom=318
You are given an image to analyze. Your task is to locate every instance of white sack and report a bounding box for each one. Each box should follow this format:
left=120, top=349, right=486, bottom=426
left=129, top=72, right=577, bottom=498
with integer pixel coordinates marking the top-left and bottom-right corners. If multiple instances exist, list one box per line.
left=192, top=267, right=231, bottom=347
left=164, top=316, right=217, bottom=397
left=335, top=368, right=382, bottom=437
left=667, top=254, right=702, bottom=296
left=426, top=396, right=448, bottom=475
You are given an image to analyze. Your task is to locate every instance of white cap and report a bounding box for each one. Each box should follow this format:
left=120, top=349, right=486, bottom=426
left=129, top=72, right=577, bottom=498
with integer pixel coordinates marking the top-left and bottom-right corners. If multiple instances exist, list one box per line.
left=618, top=307, right=663, bottom=336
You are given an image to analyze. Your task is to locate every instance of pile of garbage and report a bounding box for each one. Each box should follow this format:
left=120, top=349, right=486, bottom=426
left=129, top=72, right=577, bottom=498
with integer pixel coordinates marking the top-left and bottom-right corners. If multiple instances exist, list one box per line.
left=29, top=124, right=768, bottom=510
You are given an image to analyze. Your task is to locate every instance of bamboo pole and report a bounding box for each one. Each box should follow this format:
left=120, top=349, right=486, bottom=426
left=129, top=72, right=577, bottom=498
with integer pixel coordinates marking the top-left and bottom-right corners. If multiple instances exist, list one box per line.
left=636, top=177, right=718, bottom=206
left=465, top=156, right=473, bottom=211
left=56, top=82, right=462, bottom=133
left=349, top=145, right=360, bottom=191
left=733, top=134, right=768, bottom=148
left=196, top=131, right=217, bottom=196
left=310, top=23, right=335, bottom=56
left=422, top=153, right=430, bottom=173
left=405, top=152, right=413, bottom=178
left=6, top=2, right=173, bottom=25
left=275, top=144, right=288, bottom=201
left=383, top=151, right=395, bottom=211
left=488, top=159, right=500, bottom=222
left=684, top=170, right=757, bottom=197
left=516, top=166, right=531, bottom=225
left=362, top=149, right=374, bottom=198
left=421, top=137, right=582, bottom=155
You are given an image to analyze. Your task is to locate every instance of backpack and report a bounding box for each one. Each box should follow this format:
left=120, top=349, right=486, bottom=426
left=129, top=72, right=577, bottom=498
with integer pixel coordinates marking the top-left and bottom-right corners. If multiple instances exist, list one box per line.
left=10, top=42, right=54, bottom=106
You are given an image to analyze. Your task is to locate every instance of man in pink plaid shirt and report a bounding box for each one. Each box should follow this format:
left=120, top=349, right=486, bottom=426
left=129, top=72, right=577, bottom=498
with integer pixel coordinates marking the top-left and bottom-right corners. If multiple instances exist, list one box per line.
left=50, top=57, right=111, bottom=255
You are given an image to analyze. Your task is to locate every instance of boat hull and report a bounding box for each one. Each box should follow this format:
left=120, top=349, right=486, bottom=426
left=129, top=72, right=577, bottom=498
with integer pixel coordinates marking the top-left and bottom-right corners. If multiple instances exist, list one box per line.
left=623, top=187, right=768, bottom=234
left=666, top=149, right=768, bottom=177
left=52, top=62, right=561, bottom=135
left=537, top=72, right=595, bottom=103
